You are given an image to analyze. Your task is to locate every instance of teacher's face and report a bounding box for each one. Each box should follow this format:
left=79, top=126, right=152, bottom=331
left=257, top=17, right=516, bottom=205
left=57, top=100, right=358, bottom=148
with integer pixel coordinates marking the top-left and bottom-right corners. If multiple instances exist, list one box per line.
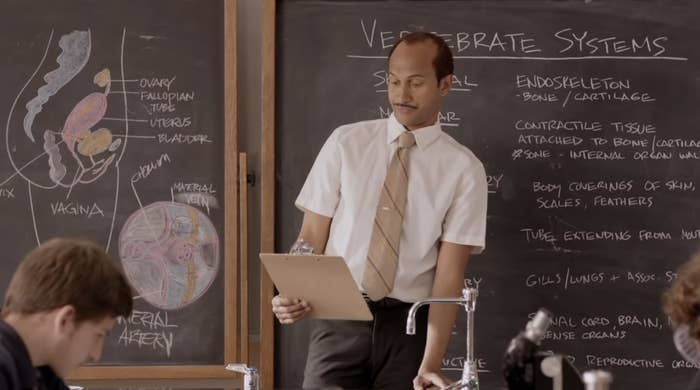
left=388, top=40, right=451, bottom=130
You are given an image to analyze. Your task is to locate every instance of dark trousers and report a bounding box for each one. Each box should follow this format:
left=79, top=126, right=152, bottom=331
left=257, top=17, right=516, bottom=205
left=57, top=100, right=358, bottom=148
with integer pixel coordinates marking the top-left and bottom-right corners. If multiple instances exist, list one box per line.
left=302, top=297, right=429, bottom=390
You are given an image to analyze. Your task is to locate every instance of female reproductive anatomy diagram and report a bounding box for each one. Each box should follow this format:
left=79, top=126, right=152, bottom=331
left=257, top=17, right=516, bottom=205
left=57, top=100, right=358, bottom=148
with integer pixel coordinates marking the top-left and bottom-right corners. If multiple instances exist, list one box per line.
left=5, top=29, right=125, bottom=246
left=3, top=29, right=219, bottom=311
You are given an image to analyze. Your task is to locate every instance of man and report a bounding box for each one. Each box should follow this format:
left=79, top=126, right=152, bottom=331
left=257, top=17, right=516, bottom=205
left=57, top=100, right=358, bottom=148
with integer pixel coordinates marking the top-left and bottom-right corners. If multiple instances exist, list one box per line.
left=0, top=238, right=133, bottom=389
left=273, top=31, right=488, bottom=389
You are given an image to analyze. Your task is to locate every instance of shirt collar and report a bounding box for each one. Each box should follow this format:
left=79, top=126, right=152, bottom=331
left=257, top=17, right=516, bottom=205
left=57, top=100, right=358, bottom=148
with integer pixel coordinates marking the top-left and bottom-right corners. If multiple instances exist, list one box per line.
left=387, top=113, right=442, bottom=150
left=0, top=320, right=37, bottom=389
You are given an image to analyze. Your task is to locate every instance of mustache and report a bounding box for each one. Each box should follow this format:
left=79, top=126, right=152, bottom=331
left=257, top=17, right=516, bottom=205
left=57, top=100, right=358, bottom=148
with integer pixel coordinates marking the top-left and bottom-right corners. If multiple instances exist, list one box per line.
left=393, top=103, right=418, bottom=109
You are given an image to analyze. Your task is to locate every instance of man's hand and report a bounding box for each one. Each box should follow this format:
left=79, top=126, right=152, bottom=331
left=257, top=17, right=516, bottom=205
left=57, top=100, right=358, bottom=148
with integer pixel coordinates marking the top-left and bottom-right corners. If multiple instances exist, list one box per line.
left=271, top=295, right=311, bottom=324
left=413, top=369, right=450, bottom=390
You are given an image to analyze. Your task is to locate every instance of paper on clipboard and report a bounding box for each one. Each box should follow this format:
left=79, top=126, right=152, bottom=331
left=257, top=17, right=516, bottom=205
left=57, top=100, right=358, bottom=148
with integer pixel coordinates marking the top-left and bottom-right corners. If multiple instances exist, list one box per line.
left=260, top=253, right=373, bottom=321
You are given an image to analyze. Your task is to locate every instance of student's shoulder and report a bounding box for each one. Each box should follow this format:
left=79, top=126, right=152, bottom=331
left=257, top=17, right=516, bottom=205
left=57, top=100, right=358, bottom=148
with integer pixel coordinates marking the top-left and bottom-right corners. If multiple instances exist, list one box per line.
left=0, top=326, right=33, bottom=389
left=0, top=344, right=19, bottom=389
left=0, top=370, right=14, bottom=390
left=0, top=335, right=16, bottom=366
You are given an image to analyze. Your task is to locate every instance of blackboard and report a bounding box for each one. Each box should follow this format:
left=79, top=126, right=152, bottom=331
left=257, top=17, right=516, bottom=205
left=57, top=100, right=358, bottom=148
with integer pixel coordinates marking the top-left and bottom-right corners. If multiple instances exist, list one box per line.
left=273, top=1, right=700, bottom=389
left=0, top=0, right=237, bottom=374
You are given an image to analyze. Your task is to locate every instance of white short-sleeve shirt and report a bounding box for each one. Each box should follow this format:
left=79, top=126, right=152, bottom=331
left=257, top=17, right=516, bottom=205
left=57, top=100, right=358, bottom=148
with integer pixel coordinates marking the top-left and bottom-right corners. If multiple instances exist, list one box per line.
left=296, top=114, right=488, bottom=302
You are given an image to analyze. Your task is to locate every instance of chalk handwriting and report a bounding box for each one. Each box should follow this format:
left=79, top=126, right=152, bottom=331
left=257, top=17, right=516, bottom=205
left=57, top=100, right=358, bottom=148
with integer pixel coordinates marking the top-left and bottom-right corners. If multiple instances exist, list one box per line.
left=0, top=187, right=15, bottom=199
left=50, top=201, right=105, bottom=218
left=131, top=153, right=171, bottom=183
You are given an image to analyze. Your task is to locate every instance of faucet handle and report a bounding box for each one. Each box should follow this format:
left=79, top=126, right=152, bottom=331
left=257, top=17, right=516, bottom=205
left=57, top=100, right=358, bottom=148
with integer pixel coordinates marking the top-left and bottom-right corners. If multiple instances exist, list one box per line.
left=462, top=287, right=478, bottom=299
left=225, top=363, right=259, bottom=390
left=462, top=288, right=478, bottom=311
left=226, top=363, right=251, bottom=373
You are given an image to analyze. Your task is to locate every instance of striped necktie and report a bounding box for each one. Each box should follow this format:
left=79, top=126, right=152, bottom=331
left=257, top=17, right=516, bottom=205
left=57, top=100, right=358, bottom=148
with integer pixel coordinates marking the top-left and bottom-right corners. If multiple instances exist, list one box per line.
left=362, top=131, right=416, bottom=300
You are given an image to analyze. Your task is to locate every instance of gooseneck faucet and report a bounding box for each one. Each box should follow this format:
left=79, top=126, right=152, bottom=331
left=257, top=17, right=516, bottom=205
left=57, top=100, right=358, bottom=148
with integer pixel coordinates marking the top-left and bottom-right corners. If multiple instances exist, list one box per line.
left=406, top=288, right=479, bottom=390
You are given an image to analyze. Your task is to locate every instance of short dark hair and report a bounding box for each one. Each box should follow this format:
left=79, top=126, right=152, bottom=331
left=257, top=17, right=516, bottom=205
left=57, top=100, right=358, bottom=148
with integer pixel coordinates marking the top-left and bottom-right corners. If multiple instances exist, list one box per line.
left=388, top=31, right=454, bottom=84
left=2, top=238, right=133, bottom=322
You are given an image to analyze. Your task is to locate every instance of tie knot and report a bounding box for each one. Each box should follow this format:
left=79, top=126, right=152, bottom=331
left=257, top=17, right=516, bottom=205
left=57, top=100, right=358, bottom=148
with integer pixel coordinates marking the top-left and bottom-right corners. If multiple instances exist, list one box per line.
left=398, top=132, right=416, bottom=148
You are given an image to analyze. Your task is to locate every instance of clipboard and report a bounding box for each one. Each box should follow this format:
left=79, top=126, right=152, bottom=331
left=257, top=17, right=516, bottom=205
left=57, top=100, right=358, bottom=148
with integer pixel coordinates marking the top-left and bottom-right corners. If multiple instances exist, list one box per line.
left=260, top=253, right=373, bottom=321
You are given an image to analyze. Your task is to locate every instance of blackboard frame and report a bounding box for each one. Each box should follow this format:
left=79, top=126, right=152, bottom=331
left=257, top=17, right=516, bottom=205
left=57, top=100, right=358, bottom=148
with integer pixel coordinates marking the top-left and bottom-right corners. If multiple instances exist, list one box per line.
left=263, top=0, right=700, bottom=389
left=60, top=0, right=241, bottom=380
left=260, top=1, right=277, bottom=389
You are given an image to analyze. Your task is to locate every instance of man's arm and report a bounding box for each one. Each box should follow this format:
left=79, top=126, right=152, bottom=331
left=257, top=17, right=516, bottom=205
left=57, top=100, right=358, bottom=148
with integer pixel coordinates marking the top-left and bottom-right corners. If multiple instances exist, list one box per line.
left=271, top=210, right=332, bottom=324
left=296, top=209, right=332, bottom=255
left=414, top=241, right=472, bottom=389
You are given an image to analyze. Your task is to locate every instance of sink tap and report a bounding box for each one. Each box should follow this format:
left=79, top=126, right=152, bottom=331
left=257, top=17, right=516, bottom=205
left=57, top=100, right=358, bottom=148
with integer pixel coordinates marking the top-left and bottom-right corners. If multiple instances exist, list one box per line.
left=406, top=288, right=479, bottom=390
left=226, top=363, right=259, bottom=390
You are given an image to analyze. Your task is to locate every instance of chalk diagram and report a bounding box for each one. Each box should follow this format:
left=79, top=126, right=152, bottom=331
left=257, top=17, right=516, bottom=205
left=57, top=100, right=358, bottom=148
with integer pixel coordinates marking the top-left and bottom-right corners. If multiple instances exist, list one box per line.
left=4, top=29, right=127, bottom=247
left=119, top=201, right=219, bottom=310
left=3, top=29, right=220, bottom=310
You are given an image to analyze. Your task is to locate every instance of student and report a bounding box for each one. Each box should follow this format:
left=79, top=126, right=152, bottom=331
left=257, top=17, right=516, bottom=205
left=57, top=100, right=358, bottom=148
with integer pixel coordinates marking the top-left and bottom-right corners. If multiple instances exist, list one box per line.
left=0, top=238, right=133, bottom=389
left=664, top=252, right=700, bottom=389
left=272, top=32, right=488, bottom=389
left=664, top=252, right=700, bottom=336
